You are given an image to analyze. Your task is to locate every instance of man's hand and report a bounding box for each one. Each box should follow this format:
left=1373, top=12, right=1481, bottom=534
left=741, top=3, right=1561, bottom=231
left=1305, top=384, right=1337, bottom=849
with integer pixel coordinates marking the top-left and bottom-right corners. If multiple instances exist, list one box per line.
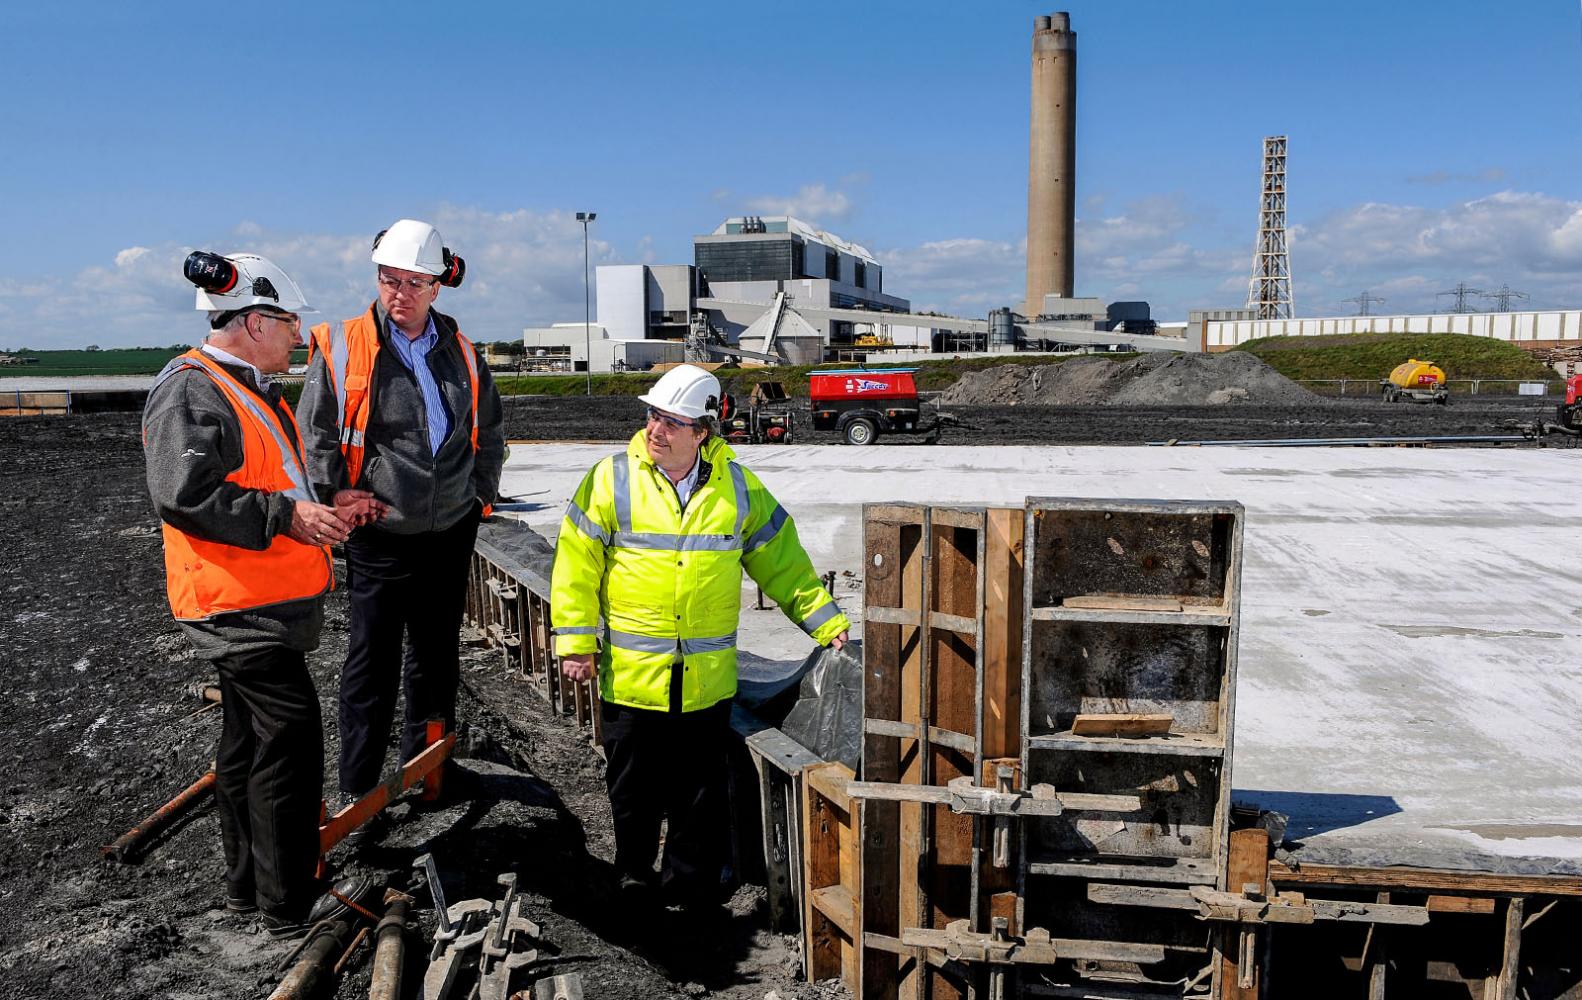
left=561, top=653, right=596, bottom=683
left=289, top=500, right=352, bottom=546
left=831, top=630, right=850, bottom=652
left=333, top=488, right=388, bottom=527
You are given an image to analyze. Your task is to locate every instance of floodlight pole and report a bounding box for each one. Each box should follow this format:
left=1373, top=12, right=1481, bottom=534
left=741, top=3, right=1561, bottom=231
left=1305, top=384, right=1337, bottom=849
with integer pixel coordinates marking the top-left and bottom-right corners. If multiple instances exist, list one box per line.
left=576, top=212, right=597, bottom=395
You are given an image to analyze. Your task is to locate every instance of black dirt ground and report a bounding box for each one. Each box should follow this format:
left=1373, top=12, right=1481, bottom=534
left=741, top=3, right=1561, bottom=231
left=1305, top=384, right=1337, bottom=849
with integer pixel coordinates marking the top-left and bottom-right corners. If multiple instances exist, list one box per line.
left=502, top=392, right=1561, bottom=446
left=0, top=397, right=1568, bottom=999
left=0, top=412, right=832, bottom=1000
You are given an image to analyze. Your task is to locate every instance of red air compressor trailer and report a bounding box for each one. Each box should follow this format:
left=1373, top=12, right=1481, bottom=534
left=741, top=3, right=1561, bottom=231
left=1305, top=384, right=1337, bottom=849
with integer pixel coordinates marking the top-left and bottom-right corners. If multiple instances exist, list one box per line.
left=807, top=368, right=954, bottom=445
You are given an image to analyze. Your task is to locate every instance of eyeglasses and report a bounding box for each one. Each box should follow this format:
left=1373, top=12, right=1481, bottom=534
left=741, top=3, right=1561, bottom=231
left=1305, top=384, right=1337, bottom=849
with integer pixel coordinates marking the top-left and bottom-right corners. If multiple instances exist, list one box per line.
left=646, top=406, right=699, bottom=431
left=377, top=272, right=438, bottom=293
left=255, top=311, right=300, bottom=331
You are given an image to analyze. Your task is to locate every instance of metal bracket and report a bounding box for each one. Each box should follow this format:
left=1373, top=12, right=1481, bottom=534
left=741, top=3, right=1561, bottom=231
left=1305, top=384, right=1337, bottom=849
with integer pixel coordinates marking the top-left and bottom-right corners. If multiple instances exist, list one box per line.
left=900, top=918, right=1063, bottom=966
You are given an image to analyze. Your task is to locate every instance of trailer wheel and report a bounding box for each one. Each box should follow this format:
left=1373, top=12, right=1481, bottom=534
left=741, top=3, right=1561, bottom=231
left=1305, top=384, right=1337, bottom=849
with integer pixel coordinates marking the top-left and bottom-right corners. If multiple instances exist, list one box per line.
left=843, top=418, right=877, bottom=446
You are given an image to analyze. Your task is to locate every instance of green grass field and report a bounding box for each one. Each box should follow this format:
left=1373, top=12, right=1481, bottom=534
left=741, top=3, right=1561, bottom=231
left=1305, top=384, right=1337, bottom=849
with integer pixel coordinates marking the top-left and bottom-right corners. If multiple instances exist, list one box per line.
left=1234, top=333, right=1558, bottom=383
left=1, top=347, right=314, bottom=378
left=0, top=348, right=187, bottom=377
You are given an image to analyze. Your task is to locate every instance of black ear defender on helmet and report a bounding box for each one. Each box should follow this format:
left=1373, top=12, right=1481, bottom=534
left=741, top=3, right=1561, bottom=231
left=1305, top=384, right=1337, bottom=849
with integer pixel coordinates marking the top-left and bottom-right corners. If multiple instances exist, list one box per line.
left=438, top=247, right=466, bottom=288
left=704, top=394, right=720, bottom=415
left=184, top=251, right=239, bottom=294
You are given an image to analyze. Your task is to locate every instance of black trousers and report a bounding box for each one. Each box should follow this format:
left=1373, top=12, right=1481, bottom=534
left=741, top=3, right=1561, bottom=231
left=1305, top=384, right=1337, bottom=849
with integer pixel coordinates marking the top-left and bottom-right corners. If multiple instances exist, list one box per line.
left=338, top=509, right=480, bottom=796
left=600, top=685, right=732, bottom=904
left=214, top=645, right=324, bottom=918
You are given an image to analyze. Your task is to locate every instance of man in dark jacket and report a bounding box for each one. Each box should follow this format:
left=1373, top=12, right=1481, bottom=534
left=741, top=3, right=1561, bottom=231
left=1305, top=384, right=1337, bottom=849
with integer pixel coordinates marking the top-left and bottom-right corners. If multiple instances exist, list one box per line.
left=296, top=219, right=505, bottom=804
left=144, top=251, right=376, bottom=933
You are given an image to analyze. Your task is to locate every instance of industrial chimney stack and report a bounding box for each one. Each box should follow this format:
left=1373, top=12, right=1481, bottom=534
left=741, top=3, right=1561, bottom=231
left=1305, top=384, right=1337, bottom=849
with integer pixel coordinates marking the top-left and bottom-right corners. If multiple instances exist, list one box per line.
left=1024, top=11, right=1076, bottom=317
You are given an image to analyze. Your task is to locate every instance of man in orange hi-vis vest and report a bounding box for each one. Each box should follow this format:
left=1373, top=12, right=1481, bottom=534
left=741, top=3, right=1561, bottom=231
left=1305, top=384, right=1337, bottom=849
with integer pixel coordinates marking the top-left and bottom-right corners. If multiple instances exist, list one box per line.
left=297, top=219, right=504, bottom=810
left=144, top=251, right=382, bottom=936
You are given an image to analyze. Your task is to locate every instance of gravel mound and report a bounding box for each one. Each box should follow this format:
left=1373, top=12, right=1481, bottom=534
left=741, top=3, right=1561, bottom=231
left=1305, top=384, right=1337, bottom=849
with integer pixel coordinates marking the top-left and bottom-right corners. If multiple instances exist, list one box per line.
left=938, top=352, right=1320, bottom=407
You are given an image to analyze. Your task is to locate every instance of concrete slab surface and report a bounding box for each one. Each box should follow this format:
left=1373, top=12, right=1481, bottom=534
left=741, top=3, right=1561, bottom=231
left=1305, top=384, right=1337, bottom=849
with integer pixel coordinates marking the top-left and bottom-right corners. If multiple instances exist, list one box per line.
left=500, top=442, right=1582, bottom=874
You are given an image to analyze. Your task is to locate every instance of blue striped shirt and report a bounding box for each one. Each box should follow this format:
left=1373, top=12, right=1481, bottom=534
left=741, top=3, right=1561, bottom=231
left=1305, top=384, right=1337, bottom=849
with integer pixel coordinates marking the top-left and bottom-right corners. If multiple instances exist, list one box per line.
left=385, top=314, right=451, bottom=456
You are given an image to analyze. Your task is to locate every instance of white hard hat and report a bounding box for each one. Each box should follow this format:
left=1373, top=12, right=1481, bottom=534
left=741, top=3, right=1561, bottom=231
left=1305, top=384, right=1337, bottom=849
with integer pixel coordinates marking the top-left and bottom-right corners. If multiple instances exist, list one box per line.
left=371, top=218, right=465, bottom=286
left=639, top=364, right=721, bottom=420
left=185, top=251, right=315, bottom=314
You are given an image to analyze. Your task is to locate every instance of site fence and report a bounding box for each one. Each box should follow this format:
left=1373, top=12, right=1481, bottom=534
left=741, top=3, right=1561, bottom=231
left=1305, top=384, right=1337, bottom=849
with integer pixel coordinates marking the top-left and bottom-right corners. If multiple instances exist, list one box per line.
left=1297, top=378, right=1564, bottom=398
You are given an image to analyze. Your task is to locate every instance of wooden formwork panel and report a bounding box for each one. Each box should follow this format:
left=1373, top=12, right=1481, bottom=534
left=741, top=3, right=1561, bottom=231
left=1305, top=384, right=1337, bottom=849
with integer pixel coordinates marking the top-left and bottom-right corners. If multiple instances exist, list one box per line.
left=802, top=761, right=862, bottom=992
left=1018, top=499, right=1243, bottom=999
left=860, top=503, right=1027, bottom=1000
left=861, top=503, right=925, bottom=999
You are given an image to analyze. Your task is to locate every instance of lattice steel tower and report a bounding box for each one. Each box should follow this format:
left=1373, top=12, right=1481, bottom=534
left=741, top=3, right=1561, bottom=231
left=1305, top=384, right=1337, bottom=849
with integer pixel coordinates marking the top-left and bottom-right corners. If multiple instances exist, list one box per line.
left=1247, top=136, right=1294, bottom=319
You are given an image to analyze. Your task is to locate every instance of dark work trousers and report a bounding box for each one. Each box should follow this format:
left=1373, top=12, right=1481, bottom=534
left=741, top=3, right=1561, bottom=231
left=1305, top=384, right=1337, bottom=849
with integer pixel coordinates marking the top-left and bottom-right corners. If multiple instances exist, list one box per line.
left=214, top=645, right=324, bottom=918
left=338, top=507, right=480, bottom=796
left=599, top=667, right=733, bottom=904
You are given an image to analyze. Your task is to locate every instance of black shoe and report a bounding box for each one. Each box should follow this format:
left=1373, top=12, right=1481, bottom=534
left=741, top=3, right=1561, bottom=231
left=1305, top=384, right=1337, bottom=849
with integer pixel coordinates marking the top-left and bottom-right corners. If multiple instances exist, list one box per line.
left=224, top=896, right=257, bottom=915
left=259, top=910, right=313, bottom=938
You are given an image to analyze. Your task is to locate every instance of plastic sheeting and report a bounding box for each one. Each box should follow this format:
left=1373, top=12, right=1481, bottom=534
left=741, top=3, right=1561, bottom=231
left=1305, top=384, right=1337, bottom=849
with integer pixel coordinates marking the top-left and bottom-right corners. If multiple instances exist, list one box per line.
left=777, top=639, right=864, bottom=773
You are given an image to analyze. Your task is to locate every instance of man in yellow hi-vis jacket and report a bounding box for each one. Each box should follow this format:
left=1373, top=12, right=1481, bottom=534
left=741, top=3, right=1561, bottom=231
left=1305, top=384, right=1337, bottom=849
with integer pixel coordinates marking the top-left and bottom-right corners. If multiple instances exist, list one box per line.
left=551, top=364, right=847, bottom=914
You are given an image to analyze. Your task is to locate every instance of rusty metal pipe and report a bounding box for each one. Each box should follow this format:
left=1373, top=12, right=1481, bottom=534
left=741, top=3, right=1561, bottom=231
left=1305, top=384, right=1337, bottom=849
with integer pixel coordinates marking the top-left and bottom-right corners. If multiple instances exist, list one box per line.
left=270, top=919, right=355, bottom=1000
left=369, top=893, right=412, bottom=1000
left=101, top=769, right=216, bottom=862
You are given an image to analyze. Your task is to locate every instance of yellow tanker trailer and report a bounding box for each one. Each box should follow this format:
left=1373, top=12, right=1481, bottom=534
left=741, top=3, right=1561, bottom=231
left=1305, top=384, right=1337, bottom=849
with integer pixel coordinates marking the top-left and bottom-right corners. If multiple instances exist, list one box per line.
left=1381, top=359, right=1449, bottom=404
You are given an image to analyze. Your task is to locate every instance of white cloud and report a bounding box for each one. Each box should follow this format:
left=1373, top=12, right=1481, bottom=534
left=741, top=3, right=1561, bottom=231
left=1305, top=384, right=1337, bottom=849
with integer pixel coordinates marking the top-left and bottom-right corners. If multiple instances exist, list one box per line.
left=880, top=189, right=1582, bottom=322
left=1294, top=190, right=1582, bottom=314
left=0, top=207, right=616, bottom=349
left=744, top=184, right=855, bottom=225
left=880, top=237, right=1023, bottom=315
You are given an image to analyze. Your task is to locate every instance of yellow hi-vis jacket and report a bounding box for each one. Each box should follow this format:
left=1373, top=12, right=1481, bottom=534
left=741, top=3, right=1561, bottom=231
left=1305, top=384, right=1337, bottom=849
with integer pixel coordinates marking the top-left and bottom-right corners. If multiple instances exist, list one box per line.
left=550, top=430, right=848, bottom=712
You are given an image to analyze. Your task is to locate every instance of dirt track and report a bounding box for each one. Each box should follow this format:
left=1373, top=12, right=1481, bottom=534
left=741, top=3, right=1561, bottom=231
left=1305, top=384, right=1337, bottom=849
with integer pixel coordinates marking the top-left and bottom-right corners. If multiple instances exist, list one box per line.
left=502, top=393, right=1559, bottom=446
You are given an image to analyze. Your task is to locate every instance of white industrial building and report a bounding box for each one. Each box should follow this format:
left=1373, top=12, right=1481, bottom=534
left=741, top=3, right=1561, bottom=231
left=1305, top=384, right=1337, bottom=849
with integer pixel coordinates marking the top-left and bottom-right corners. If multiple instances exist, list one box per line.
left=693, top=216, right=918, bottom=350
left=522, top=216, right=938, bottom=371
left=519, top=321, right=684, bottom=373
left=1203, top=308, right=1582, bottom=353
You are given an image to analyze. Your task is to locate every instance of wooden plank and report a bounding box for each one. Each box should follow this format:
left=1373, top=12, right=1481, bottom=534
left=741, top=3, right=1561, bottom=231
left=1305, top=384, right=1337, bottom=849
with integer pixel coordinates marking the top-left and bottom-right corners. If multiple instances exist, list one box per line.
left=1071, top=713, right=1174, bottom=738
left=1366, top=891, right=1390, bottom=1000
left=982, top=508, right=1024, bottom=762
left=805, top=762, right=852, bottom=814
left=1028, top=855, right=1218, bottom=886
left=865, top=605, right=923, bottom=626
left=1269, top=861, right=1582, bottom=897
left=927, top=610, right=977, bottom=634
left=1426, top=895, right=1497, bottom=914
left=860, top=507, right=918, bottom=1000
left=802, top=761, right=853, bottom=987
left=1496, top=896, right=1523, bottom=1000
left=812, top=884, right=858, bottom=939
left=928, top=518, right=980, bottom=964
left=1218, top=828, right=1269, bottom=999
left=1062, top=595, right=1186, bottom=612
left=896, top=514, right=927, bottom=1000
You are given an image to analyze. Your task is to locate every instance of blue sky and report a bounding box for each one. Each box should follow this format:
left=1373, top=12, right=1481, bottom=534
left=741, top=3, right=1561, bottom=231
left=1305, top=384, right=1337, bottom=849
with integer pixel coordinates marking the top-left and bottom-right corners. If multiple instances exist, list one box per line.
left=3, top=0, right=1580, bottom=348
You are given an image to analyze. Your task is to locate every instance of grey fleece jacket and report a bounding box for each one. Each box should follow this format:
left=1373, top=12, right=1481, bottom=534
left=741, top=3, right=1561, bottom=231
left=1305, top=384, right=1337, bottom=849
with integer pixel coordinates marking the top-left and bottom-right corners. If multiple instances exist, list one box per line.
left=295, top=303, right=506, bottom=535
left=142, top=356, right=323, bottom=660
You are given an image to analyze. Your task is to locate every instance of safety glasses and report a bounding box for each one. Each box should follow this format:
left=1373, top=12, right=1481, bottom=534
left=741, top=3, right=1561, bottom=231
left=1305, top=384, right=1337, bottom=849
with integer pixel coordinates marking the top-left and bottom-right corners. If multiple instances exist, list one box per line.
left=377, top=272, right=438, bottom=293
left=646, top=406, right=699, bottom=431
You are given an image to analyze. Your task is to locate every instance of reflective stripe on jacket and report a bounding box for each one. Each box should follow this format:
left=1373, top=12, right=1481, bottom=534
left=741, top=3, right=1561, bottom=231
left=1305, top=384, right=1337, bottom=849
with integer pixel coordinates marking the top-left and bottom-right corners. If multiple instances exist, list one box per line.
left=149, top=350, right=333, bottom=620
left=307, top=308, right=485, bottom=504
left=550, top=430, right=848, bottom=712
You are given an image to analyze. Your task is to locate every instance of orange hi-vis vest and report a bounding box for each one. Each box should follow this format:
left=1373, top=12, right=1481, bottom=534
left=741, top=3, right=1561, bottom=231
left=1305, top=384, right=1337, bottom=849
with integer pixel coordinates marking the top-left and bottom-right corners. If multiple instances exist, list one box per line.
left=150, top=350, right=333, bottom=621
left=307, top=308, right=484, bottom=489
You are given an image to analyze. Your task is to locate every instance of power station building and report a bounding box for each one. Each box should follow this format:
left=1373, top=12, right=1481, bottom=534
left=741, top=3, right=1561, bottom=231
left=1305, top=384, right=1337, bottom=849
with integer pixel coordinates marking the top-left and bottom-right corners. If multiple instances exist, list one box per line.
left=522, top=216, right=920, bottom=371
left=694, top=216, right=912, bottom=346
